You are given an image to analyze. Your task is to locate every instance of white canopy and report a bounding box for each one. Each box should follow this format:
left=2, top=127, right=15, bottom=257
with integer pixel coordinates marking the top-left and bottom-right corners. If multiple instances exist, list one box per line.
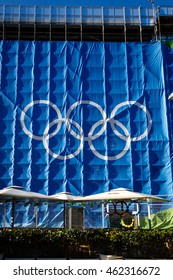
left=49, top=191, right=81, bottom=201
left=0, top=187, right=169, bottom=203
left=0, top=186, right=51, bottom=229
left=0, top=186, right=49, bottom=201
left=74, top=188, right=170, bottom=203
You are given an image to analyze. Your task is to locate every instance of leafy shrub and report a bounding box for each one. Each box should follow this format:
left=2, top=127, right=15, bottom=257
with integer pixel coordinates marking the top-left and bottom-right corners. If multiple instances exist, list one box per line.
left=0, top=228, right=173, bottom=259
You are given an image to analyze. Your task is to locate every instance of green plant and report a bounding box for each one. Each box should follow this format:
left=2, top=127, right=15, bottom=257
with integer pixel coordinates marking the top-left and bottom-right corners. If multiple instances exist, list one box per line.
left=0, top=228, right=173, bottom=259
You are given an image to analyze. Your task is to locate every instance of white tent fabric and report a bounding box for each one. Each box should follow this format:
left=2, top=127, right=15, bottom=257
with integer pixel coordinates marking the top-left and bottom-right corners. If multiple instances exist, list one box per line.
left=49, top=192, right=80, bottom=201
left=0, top=187, right=169, bottom=203
left=48, top=192, right=81, bottom=229
left=74, top=188, right=170, bottom=202
left=0, top=187, right=169, bottom=229
left=0, top=186, right=51, bottom=229
left=0, top=186, right=50, bottom=201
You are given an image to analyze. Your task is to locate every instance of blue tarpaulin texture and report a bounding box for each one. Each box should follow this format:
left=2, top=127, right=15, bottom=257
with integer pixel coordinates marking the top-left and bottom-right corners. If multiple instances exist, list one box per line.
left=0, top=41, right=173, bottom=227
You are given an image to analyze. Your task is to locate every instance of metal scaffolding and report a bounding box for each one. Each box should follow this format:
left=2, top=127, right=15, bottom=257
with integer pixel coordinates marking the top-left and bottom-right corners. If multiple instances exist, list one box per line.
left=0, top=5, right=172, bottom=42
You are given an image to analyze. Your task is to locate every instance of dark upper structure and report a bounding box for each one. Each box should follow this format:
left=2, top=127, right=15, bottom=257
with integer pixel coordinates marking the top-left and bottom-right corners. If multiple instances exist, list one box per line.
left=0, top=5, right=172, bottom=42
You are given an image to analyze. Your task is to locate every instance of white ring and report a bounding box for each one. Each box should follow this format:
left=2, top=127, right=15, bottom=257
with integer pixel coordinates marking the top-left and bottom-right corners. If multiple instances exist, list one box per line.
left=43, top=118, right=84, bottom=160
left=21, top=99, right=152, bottom=161
left=110, top=101, right=152, bottom=141
left=88, top=119, right=131, bottom=160
left=20, top=100, right=62, bottom=141
left=66, top=100, right=107, bottom=141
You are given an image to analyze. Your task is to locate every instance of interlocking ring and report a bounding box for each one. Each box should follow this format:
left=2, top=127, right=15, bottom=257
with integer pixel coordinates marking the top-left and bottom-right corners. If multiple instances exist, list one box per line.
left=20, top=99, right=152, bottom=161
left=114, top=201, right=129, bottom=216
left=121, top=212, right=134, bottom=228
left=110, top=101, right=152, bottom=141
left=20, top=100, right=62, bottom=140
left=128, top=201, right=141, bottom=216
left=43, top=118, right=84, bottom=160
left=104, top=202, right=115, bottom=216
left=66, top=100, right=107, bottom=141
left=88, top=119, right=131, bottom=160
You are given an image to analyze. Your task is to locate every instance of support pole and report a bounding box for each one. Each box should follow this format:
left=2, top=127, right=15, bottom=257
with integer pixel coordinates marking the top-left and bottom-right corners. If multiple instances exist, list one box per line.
left=136, top=202, right=140, bottom=228
left=3, top=202, right=6, bottom=230
left=11, top=200, right=15, bottom=230
left=34, top=204, right=38, bottom=228
left=69, top=206, right=72, bottom=229
left=101, top=202, right=105, bottom=228
left=147, top=203, right=152, bottom=229
left=63, top=202, right=66, bottom=230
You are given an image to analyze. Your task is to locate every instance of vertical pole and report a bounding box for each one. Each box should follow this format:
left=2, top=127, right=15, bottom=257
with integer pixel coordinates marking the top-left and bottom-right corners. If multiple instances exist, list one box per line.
left=63, top=202, right=66, bottom=230
left=102, top=6, right=104, bottom=42
left=49, top=23, right=51, bottom=41
left=2, top=23, right=4, bottom=40
left=107, top=203, right=111, bottom=228
left=157, top=7, right=161, bottom=41
left=11, top=200, right=15, bottom=230
left=80, top=6, right=82, bottom=41
left=136, top=202, right=140, bottom=228
left=148, top=0, right=157, bottom=41
left=34, top=204, right=38, bottom=228
left=101, top=202, right=105, bottom=228
left=18, top=23, right=20, bottom=40
left=65, top=6, right=67, bottom=41
left=69, top=206, right=72, bottom=229
left=80, top=24, right=82, bottom=41
left=63, top=201, right=69, bottom=259
left=147, top=203, right=152, bottom=229
left=3, top=202, right=6, bottom=230
left=123, top=6, right=126, bottom=42
left=139, top=6, right=142, bottom=42
left=34, top=23, right=36, bottom=41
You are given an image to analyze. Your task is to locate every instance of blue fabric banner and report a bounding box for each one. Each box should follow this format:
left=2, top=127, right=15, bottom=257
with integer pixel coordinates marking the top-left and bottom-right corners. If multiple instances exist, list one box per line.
left=0, top=41, right=173, bottom=227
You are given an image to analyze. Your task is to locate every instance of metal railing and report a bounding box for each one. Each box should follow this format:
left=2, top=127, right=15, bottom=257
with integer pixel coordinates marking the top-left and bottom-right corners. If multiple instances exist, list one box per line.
left=0, top=5, right=159, bottom=26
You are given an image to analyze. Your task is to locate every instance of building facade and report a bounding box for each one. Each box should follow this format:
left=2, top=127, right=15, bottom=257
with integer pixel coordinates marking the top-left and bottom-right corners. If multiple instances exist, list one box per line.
left=0, top=5, right=173, bottom=228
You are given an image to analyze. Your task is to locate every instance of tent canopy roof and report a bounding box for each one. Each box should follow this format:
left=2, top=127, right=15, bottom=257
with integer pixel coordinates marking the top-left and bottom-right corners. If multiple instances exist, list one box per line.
left=74, top=188, right=170, bottom=202
left=0, top=186, right=170, bottom=203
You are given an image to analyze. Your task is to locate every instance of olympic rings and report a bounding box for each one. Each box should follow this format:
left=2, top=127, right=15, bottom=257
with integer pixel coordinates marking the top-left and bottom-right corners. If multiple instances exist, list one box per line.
left=121, top=212, right=134, bottom=228
left=66, top=100, right=107, bottom=141
left=114, top=201, right=129, bottom=216
left=110, top=101, right=152, bottom=142
left=128, top=201, right=141, bottom=216
left=104, top=203, right=115, bottom=216
left=20, top=100, right=62, bottom=141
left=20, top=99, right=152, bottom=161
left=88, top=119, right=131, bottom=160
left=43, top=118, right=84, bottom=160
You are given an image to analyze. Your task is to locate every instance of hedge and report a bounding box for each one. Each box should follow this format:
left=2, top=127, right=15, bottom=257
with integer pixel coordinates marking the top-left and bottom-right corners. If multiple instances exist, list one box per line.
left=0, top=228, right=173, bottom=259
